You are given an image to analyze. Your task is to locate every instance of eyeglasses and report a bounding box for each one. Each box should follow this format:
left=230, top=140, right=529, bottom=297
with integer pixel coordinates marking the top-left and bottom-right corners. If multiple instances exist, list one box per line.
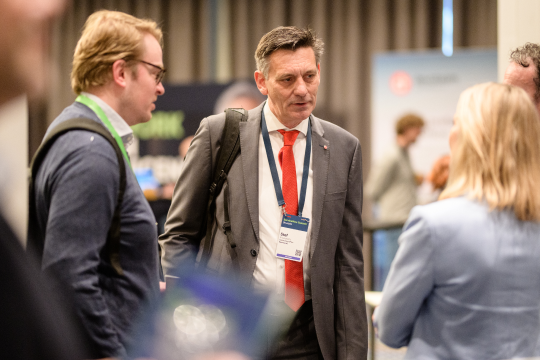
left=137, top=60, right=166, bottom=84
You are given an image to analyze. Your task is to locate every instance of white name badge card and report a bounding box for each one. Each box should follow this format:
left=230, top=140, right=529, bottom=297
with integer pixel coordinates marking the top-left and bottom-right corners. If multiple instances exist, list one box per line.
left=276, top=214, right=310, bottom=262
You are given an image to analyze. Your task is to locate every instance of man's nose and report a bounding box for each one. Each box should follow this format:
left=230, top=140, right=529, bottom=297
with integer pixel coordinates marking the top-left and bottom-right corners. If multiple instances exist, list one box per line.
left=157, top=82, right=165, bottom=95
left=294, top=78, right=308, bottom=97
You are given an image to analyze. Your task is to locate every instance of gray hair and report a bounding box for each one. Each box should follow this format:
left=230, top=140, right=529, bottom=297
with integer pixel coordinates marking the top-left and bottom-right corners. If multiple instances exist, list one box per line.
left=509, top=42, right=540, bottom=102
left=255, top=26, right=324, bottom=78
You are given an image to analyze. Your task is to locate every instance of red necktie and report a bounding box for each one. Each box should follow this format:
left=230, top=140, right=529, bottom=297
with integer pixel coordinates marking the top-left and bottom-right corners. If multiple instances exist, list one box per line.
left=277, top=129, right=305, bottom=312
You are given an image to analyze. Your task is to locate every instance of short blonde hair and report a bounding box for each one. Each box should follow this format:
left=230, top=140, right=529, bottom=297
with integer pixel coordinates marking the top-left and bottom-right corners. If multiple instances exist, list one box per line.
left=440, top=82, right=540, bottom=221
left=71, top=10, right=162, bottom=94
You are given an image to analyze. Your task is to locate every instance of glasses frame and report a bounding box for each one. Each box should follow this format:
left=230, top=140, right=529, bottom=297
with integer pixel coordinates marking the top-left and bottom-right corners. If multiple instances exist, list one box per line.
left=137, top=59, right=166, bottom=84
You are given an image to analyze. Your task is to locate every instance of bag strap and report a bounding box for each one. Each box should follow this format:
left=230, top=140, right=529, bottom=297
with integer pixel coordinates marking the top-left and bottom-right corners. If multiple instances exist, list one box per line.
left=222, top=173, right=240, bottom=274
left=28, top=118, right=126, bottom=275
left=199, top=108, right=248, bottom=269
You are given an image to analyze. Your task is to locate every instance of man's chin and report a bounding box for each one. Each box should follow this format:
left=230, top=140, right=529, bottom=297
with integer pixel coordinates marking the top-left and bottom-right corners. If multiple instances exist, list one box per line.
left=134, top=114, right=153, bottom=125
left=293, top=108, right=313, bottom=120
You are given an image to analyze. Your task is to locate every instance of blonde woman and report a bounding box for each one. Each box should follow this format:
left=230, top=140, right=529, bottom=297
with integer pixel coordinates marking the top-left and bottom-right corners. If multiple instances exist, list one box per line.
left=374, top=82, right=540, bottom=360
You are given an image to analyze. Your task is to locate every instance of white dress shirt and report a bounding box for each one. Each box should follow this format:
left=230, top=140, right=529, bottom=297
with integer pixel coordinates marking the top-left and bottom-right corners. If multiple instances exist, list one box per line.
left=253, top=102, right=314, bottom=301
left=81, top=92, right=134, bottom=148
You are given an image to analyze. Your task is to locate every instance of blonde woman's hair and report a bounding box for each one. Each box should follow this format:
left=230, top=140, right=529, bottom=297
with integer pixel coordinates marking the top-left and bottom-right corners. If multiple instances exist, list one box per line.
left=440, top=82, right=540, bottom=221
left=71, top=10, right=162, bottom=94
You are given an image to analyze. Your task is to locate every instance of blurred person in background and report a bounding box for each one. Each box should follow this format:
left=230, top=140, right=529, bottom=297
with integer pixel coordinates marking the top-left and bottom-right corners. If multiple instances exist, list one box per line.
left=0, top=0, right=89, bottom=358
left=366, top=113, right=425, bottom=223
left=179, top=135, right=195, bottom=159
left=426, top=155, right=450, bottom=192
left=375, top=82, right=540, bottom=360
left=504, top=42, right=540, bottom=115
left=365, top=113, right=424, bottom=290
left=27, top=10, right=165, bottom=359
left=160, top=26, right=367, bottom=359
left=213, top=80, right=267, bottom=114
left=424, top=154, right=450, bottom=202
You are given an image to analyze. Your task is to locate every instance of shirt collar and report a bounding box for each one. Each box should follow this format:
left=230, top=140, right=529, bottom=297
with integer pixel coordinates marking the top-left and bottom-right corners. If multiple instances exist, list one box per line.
left=81, top=92, right=134, bottom=147
left=263, top=101, right=309, bottom=136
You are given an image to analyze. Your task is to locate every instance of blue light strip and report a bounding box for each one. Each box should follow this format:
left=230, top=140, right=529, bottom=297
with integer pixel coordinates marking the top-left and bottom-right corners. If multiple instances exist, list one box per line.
left=442, top=0, right=453, bottom=57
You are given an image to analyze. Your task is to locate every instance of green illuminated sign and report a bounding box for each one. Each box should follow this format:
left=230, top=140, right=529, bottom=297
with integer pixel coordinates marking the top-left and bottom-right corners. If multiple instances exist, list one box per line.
left=131, top=110, right=185, bottom=140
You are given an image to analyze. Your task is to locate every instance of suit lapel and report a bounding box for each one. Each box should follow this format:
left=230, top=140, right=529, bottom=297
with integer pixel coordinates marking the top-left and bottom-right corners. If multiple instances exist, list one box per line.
left=240, top=104, right=263, bottom=242
left=310, top=116, right=329, bottom=258
left=239, top=108, right=328, bottom=253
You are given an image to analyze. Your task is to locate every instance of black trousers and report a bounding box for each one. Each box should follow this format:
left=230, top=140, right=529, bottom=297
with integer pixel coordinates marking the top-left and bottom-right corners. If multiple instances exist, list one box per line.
left=268, top=300, right=324, bottom=360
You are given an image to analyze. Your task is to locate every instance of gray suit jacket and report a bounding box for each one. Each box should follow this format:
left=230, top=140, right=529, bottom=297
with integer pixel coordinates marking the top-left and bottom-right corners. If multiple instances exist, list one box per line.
left=160, top=103, right=368, bottom=359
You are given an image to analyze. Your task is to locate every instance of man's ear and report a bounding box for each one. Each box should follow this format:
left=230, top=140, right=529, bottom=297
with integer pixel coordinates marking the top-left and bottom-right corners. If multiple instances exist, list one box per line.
left=111, top=59, right=129, bottom=88
left=254, top=70, right=268, bottom=96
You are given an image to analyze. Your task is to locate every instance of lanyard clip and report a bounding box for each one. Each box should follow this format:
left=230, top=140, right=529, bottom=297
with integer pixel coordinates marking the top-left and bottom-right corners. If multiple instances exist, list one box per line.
left=281, top=204, right=287, bottom=215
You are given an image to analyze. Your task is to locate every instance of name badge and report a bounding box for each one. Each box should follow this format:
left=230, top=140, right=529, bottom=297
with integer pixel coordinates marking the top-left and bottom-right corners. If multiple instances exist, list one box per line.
left=276, top=214, right=310, bottom=262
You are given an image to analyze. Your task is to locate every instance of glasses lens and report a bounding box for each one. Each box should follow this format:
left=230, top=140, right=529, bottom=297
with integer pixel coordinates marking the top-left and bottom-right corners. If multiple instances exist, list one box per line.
left=156, top=70, right=164, bottom=84
left=138, top=60, right=165, bottom=84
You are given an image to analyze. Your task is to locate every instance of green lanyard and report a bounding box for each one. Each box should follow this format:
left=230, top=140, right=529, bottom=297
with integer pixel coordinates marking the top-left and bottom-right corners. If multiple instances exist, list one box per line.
left=76, top=94, right=132, bottom=169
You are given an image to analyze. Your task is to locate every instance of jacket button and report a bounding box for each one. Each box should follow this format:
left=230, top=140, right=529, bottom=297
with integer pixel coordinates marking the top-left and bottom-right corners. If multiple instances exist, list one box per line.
left=250, top=249, right=258, bottom=257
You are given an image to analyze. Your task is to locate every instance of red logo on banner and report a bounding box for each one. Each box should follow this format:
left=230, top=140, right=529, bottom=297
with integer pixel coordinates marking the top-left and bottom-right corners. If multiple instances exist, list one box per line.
left=389, top=71, right=413, bottom=96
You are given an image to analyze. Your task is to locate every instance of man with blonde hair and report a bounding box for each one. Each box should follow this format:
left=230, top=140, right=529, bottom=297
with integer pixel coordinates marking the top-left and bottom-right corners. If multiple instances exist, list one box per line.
left=161, top=26, right=367, bottom=359
left=28, top=10, right=165, bottom=358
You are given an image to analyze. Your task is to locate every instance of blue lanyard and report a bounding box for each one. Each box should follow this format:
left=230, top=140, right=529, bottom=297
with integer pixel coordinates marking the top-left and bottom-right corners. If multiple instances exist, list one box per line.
left=261, top=110, right=311, bottom=217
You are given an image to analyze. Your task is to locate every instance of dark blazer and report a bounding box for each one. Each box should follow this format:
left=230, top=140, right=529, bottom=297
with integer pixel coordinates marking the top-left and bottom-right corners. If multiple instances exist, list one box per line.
left=160, top=102, right=368, bottom=359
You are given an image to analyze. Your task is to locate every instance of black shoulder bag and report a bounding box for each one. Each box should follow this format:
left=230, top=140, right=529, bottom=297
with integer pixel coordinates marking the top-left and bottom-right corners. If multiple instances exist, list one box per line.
left=199, top=108, right=248, bottom=271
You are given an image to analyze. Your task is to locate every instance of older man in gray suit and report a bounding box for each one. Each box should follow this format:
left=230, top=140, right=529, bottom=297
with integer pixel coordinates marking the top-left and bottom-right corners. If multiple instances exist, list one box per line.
left=160, top=26, right=367, bottom=360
